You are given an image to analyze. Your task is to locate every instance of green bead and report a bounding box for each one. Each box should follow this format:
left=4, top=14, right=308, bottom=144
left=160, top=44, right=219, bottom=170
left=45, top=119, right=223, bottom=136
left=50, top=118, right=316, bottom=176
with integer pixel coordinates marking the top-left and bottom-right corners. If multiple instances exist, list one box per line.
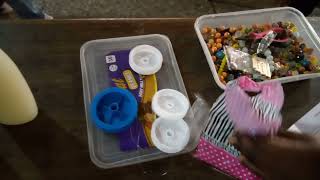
left=244, top=28, right=252, bottom=34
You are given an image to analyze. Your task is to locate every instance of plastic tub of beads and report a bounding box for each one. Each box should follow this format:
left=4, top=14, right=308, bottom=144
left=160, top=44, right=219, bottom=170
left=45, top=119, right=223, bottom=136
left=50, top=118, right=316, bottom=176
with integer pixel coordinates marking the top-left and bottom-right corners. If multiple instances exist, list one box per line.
left=195, top=7, right=320, bottom=89
left=80, top=34, right=208, bottom=168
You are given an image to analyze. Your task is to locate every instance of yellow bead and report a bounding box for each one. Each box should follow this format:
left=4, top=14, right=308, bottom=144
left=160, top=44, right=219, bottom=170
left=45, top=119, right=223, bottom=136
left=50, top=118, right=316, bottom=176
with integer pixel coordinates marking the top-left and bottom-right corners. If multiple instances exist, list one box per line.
left=310, top=55, right=318, bottom=65
left=232, top=43, right=239, bottom=49
left=216, top=43, right=222, bottom=49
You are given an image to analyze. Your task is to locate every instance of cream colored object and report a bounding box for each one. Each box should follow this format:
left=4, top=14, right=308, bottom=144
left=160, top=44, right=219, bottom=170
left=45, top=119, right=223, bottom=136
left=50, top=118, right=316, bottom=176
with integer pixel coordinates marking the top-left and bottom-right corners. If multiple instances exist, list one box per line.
left=0, top=49, right=38, bottom=125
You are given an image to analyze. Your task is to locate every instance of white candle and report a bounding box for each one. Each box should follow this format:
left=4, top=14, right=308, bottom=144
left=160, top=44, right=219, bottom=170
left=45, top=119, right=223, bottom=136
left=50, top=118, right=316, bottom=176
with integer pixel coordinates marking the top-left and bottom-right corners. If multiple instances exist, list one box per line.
left=0, top=49, right=38, bottom=125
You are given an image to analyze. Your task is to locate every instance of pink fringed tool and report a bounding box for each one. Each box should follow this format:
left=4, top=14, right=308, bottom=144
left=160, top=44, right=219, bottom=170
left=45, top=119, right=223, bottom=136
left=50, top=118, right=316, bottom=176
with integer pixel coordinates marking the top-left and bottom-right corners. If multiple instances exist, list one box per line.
left=194, top=76, right=284, bottom=180
left=225, top=76, right=284, bottom=135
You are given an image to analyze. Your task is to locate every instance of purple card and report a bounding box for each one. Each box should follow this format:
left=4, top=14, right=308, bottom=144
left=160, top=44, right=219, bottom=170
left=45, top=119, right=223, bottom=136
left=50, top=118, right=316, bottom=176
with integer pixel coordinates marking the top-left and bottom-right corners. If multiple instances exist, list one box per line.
left=106, top=50, right=149, bottom=151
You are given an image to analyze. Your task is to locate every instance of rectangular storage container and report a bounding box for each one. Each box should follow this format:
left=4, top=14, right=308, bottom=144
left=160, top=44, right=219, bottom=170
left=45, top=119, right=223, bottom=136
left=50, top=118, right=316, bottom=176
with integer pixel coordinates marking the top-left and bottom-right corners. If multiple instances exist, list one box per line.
left=80, top=34, right=202, bottom=168
left=195, top=7, right=320, bottom=89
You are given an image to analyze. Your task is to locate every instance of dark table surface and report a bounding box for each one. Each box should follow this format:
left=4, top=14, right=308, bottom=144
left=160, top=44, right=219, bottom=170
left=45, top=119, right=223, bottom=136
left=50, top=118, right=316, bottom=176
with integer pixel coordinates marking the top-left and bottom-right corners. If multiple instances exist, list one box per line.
left=1, top=18, right=320, bottom=180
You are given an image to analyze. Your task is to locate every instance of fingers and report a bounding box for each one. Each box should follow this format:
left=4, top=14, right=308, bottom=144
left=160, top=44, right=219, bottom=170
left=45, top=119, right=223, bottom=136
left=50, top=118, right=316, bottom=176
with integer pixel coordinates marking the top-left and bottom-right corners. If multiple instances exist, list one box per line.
left=229, top=133, right=259, bottom=163
left=278, top=130, right=315, bottom=141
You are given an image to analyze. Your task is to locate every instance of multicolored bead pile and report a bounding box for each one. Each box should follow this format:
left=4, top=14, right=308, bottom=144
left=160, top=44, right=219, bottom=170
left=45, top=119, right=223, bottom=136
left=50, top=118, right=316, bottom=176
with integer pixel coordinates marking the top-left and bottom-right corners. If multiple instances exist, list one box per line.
left=201, top=22, right=320, bottom=84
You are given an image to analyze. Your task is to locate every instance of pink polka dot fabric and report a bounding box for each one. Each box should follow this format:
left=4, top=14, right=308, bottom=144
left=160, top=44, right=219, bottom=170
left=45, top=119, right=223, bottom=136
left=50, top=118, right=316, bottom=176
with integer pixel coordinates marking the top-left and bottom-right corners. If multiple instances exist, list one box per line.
left=194, top=137, right=261, bottom=180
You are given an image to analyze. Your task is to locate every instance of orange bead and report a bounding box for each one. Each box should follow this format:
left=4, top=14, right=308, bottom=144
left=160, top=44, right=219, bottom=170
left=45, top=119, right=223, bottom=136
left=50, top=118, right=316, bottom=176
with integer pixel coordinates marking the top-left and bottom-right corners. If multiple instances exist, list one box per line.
left=216, top=43, right=222, bottom=49
left=220, top=75, right=225, bottom=81
left=215, top=33, right=221, bottom=38
left=224, top=32, right=230, bottom=38
left=237, top=25, right=244, bottom=31
left=222, top=72, right=228, bottom=78
left=212, top=56, right=217, bottom=62
left=229, top=27, right=237, bottom=33
left=264, top=24, right=272, bottom=30
left=202, top=27, right=209, bottom=34
left=252, top=24, right=258, bottom=29
left=211, top=46, right=218, bottom=52
left=216, top=38, right=222, bottom=43
left=217, top=26, right=226, bottom=32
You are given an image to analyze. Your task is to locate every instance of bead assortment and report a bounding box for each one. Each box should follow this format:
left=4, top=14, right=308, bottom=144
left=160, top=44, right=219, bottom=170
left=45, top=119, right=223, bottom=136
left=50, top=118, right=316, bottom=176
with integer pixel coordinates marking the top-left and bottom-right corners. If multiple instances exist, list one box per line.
left=201, top=22, right=320, bottom=84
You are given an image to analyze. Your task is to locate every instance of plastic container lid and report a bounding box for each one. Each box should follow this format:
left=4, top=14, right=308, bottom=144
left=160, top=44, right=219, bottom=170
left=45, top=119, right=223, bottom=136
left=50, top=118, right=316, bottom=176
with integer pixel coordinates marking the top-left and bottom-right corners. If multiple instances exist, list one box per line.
left=90, top=87, right=138, bottom=133
left=152, top=89, right=190, bottom=120
left=129, top=45, right=163, bottom=75
left=151, top=117, right=190, bottom=153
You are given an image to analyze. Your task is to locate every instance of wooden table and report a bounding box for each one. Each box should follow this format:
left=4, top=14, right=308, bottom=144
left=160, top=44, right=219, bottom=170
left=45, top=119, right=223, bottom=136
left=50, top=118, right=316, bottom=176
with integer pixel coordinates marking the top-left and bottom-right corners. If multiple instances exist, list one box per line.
left=1, top=18, right=320, bottom=180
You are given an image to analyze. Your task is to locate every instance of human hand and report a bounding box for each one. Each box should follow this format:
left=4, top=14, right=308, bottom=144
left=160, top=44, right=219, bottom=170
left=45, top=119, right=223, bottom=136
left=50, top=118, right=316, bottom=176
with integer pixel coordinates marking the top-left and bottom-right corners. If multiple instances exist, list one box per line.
left=230, top=131, right=320, bottom=180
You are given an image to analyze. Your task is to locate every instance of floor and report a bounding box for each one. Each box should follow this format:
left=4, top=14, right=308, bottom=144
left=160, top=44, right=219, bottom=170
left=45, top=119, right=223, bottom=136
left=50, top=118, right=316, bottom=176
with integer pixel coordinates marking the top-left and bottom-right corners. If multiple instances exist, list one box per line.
left=27, top=0, right=320, bottom=18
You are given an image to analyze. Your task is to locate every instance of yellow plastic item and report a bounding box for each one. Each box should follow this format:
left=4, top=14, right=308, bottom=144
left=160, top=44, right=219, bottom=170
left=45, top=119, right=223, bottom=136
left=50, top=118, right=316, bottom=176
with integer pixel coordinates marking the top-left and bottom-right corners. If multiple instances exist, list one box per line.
left=218, top=56, right=227, bottom=75
left=139, top=74, right=157, bottom=146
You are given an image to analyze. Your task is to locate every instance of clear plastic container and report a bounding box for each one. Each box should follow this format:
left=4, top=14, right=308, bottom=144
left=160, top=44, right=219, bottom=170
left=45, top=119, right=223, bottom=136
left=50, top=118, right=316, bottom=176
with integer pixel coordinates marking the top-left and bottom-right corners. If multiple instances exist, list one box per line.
left=195, top=7, right=320, bottom=89
left=80, top=34, right=204, bottom=168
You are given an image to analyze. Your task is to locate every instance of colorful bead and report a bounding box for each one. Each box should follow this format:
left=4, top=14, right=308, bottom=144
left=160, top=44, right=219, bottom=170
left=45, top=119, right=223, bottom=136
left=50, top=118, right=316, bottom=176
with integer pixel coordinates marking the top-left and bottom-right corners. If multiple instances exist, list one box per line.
left=232, top=43, right=239, bottom=49
left=215, top=50, right=225, bottom=59
left=229, top=27, right=237, bottom=33
left=216, top=43, right=223, bottom=49
left=215, top=33, right=221, bottom=38
left=244, top=28, right=252, bottom=34
left=227, top=74, right=234, bottom=81
left=266, top=56, right=274, bottom=62
left=287, top=70, right=292, bottom=76
left=202, top=27, right=209, bottom=33
left=270, top=65, right=275, bottom=72
left=272, top=23, right=279, bottom=28
left=211, top=46, right=218, bottom=53
left=217, top=26, right=226, bottom=32
left=234, top=31, right=242, bottom=38
left=237, top=25, right=244, bottom=31
left=234, top=71, right=242, bottom=78
left=242, top=47, right=248, bottom=53
left=299, top=59, right=310, bottom=68
left=299, top=43, right=306, bottom=49
left=308, top=64, right=316, bottom=71
left=221, top=72, right=228, bottom=78
left=263, top=24, right=272, bottom=30
left=298, top=66, right=306, bottom=73
left=218, top=56, right=227, bottom=74
left=310, top=55, right=318, bottom=65
left=295, top=54, right=304, bottom=61
left=264, top=49, right=272, bottom=57
left=238, top=40, right=245, bottom=48
left=208, top=39, right=214, bottom=44
left=252, top=73, right=261, bottom=79
left=288, top=61, right=296, bottom=69
left=216, top=38, right=222, bottom=43
left=212, top=56, right=217, bottom=62
left=304, top=48, right=314, bottom=54
left=291, top=70, right=299, bottom=76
